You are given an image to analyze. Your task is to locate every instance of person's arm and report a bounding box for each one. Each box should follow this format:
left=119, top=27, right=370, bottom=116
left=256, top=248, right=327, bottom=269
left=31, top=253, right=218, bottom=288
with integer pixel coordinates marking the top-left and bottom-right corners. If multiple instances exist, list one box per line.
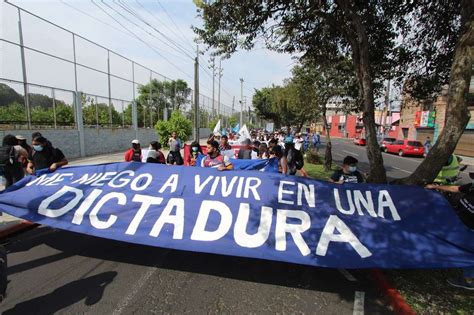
left=125, top=149, right=132, bottom=162
left=329, top=171, right=344, bottom=184
left=217, top=156, right=233, bottom=171
left=26, top=161, right=35, bottom=175
left=425, top=184, right=460, bottom=193
left=281, top=157, right=288, bottom=175
left=50, top=149, right=67, bottom=171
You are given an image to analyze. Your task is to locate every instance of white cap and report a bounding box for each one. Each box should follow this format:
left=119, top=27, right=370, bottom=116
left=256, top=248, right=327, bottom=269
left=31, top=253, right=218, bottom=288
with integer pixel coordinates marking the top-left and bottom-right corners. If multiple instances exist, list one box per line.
left=131, top=139, right=140, bottom=144
left=15, top=135, right=26, bottom=140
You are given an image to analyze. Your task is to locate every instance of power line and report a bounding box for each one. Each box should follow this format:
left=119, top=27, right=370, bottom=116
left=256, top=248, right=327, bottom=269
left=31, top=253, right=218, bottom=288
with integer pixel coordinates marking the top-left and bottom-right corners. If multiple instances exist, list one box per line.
left=134, top=0, right=195, bottom=53
left=114, top=0, right=195, bottom=59
left=91, top=0, right=193, bottom=80
left=102, top=0, right=194, bottom=61
left=155, top=0, right=195, bottom=51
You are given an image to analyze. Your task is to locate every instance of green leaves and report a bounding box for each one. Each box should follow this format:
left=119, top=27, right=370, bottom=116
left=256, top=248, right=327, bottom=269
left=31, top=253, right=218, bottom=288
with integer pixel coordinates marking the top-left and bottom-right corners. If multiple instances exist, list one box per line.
left=155, top=111, right=193, bottom=144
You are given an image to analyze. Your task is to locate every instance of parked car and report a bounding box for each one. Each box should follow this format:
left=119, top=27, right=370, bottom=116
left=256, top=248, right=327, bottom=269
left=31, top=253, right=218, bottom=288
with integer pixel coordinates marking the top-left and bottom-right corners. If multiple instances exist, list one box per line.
left=353, top=136, right=366, bottom=146
left=385, top=139, right=425, bottom=157
left=379, top=137, right=396, bottom=151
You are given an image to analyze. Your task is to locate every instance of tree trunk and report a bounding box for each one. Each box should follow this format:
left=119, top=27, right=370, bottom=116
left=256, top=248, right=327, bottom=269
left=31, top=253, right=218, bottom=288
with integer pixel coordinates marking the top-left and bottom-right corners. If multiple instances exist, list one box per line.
left=394, top=3, right=473, bottom=185
left=322, top=113, right=332, bottom=171
left=341, top=2, right=387, bottom=183
left=297, top=122, right=304, bottom=133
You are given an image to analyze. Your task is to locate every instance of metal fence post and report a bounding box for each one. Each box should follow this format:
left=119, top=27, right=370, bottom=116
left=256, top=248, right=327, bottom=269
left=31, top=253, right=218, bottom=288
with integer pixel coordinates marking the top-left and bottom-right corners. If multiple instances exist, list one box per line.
left=132, top=61, right=138, bottom=139
left=75, top=91, right=86, bottom=157
left=107, top=50, right=113, bottom=126
left=52, top=88, right=57, bottom=128
left=18, top=8, right=31, bottom=129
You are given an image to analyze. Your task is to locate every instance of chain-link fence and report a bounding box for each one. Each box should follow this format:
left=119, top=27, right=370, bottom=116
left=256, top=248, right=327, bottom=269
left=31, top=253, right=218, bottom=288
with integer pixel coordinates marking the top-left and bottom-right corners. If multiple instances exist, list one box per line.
left=0, top=1, right=241, bottom=132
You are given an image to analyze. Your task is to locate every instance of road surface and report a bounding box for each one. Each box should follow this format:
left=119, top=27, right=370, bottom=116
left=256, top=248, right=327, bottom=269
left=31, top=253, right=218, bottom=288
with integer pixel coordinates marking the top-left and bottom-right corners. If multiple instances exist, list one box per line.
left=325, top=138, right=473, bottom=183
left=0, top=152, right=393, bottom=314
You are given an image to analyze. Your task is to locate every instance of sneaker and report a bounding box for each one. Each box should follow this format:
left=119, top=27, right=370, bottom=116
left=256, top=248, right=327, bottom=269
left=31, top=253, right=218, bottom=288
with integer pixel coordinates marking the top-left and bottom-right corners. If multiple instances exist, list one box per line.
left=447, top=277, right=474, bottom=291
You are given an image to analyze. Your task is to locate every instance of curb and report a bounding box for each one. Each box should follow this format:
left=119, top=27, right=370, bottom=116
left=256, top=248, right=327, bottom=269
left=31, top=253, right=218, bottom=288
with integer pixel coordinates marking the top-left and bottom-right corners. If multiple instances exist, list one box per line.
left=370, top=269, right=416, bottom=315
left=0, top=221, right=37, bottom=240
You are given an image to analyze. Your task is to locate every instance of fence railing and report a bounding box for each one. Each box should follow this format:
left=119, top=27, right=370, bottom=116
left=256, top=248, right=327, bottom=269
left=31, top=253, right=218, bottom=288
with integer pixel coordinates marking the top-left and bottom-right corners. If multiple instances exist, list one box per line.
left=0, top=1, right=247, bottom=132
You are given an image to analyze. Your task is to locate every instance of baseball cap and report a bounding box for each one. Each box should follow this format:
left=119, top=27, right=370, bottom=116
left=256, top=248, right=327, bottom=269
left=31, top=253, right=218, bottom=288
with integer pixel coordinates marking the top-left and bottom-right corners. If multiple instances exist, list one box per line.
left=15, top=135, right=26, bottom=140
left=131, top=139, right=140, bottom=144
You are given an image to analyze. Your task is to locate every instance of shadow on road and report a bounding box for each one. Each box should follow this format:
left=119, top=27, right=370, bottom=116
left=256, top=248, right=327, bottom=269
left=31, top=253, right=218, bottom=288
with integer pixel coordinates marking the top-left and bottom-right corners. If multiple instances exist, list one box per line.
left=4, top=225, right=394, bottom=315
left=3, top=271, right=116, bottom=315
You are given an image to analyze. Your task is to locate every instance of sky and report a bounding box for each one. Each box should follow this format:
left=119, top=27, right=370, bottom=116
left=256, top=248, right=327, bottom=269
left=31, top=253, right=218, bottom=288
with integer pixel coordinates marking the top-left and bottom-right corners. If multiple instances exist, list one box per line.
left=0, top=0, right=296, bottom=112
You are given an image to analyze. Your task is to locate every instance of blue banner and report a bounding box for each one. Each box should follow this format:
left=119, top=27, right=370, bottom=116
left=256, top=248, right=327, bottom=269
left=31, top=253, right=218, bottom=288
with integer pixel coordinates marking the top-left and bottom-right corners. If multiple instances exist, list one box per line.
left=195, top=156, right=279, bottom=172
left=0, top=162, right=473, bottom=269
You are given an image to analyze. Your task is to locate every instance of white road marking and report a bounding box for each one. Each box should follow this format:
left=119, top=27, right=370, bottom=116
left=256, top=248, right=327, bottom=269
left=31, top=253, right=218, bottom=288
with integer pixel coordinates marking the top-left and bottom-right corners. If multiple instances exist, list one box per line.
left=343, top=150, right=359, bottom=156
left=390, top=166, right=412, bottom=174
left=353, top=291, right=365, bottom=315
left=113, top=266, right=157, bottom=315
left=338, top=268, right=357, bottom=282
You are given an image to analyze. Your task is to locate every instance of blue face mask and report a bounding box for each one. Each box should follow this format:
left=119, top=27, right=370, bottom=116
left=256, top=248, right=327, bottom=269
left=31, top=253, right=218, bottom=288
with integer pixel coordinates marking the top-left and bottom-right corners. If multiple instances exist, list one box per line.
left=349, top=166, right=357, bottom=173
left=33, top=145, right=43, bottom=152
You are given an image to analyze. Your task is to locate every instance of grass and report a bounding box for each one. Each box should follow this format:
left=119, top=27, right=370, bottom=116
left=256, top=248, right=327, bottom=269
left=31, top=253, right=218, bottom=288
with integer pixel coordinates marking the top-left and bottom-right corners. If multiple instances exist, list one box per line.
left=384, top=269, right=473, bottom=314
left=302, top=162, right=337, bottom=180
left=303, top=152, right=473, bottom=314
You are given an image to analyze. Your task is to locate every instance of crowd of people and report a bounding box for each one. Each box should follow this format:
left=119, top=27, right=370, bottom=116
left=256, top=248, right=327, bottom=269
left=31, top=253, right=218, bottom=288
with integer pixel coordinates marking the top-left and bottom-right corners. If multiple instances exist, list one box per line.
left=0, top=133, right=68, bottom=188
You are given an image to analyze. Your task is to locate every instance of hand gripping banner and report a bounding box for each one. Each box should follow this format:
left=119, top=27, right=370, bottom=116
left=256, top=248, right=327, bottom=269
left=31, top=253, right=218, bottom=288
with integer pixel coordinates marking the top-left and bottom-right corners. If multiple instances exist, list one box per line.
left=0, top=162, right=473, bottom=269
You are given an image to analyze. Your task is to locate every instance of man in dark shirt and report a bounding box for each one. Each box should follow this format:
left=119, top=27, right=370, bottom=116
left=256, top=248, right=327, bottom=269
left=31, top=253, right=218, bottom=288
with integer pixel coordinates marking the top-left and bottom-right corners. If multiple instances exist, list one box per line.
left=27, top=136, right=68, bottom=174
left=329, top=155, right=364, bottom=184
left=426, top=172, right=474, bottom=290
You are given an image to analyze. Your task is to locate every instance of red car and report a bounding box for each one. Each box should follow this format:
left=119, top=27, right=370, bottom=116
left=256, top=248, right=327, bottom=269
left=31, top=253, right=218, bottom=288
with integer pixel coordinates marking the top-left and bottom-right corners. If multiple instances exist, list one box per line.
left=385, top=139, right=425, bottom=157
left=379, top=137, right=396, bottom=151
left=353, top=136, right=366, bottom=146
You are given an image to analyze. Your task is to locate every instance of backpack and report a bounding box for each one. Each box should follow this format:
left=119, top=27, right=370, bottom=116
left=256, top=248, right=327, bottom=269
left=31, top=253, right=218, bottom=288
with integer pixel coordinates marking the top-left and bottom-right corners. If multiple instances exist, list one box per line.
left=0, top=146, right=14, bottom=167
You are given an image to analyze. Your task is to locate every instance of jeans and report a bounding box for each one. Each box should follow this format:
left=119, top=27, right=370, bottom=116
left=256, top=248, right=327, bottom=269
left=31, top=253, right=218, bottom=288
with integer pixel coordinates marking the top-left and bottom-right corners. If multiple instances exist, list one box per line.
left=464, top=266, right=474, bottom=279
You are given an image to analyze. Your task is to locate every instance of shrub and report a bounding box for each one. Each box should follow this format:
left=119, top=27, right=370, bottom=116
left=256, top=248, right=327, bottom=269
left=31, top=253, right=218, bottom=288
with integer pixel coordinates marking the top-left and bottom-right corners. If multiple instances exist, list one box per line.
left=155, top=111, right=193, bottom=145
left=305, top=149, right=321, bottom=164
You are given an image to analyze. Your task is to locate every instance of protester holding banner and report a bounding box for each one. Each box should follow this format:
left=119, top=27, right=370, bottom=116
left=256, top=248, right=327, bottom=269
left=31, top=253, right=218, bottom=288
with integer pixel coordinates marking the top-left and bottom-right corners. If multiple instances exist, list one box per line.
left=219, top=135, right=232, bottom=151
left=426, top=173, right=474, bottom=290
left=330, top=156, right=364, bottom=184
left=269, top=144, right=287, bottom=174
left=285, top=137, right=305, bottom=176
left=125, top=139, right=142, bottom=162
left=27, top=136, right=68, bottom=175
left=188, top=141, right=204, bottom=166
left=258, top=143, right=269, bottom=159
left=146, top=141, right=166, bottom=164
left=168, top=132, right=183, bottom=165
left=1, top=134, right=26, bottom=187
left=201, top=140, right=233, bottom=170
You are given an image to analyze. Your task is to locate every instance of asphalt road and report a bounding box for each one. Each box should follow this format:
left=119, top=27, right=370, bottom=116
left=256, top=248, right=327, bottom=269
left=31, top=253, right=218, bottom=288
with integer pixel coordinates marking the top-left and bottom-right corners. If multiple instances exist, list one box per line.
left=325, top=138, right=473, bottom=183
left=0, top=227, right=392, bottom=314
left=0, top=152, right=394, bottom=314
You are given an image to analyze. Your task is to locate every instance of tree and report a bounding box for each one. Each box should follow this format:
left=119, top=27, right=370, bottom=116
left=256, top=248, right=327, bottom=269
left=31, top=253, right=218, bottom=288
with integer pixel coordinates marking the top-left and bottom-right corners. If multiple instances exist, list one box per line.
left=0, top=83, right=23, bottom=107
left=395, top=0, right=473, bottom=185
left=155, top=111, right=193, bottom=146
left=194, top=0, right=399, bottom=182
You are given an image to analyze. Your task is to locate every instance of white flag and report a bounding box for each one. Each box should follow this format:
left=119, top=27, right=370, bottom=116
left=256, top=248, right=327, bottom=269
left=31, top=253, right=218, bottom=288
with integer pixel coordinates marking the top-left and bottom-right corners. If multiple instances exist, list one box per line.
left=213, top=119, right=221, bottom=135
left=238, top=124, right=251, bottom=140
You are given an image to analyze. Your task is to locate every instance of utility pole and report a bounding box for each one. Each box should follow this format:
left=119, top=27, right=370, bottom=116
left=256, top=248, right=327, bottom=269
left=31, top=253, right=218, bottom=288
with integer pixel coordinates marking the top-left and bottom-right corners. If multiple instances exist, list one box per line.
left=232, top=96, right=235, bottom=115
left=210, top=57, right=215, bottom=117
left=217, top=58, right=222, bottom=119
left=240, top=78, right=244, bottom=127
left=194, top=45, right=200, bottom=141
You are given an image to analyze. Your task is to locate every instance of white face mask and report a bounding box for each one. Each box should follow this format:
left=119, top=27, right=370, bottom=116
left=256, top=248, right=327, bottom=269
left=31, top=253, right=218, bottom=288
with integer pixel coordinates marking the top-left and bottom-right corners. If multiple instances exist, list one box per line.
left=349, top=166, right=357, bottom=173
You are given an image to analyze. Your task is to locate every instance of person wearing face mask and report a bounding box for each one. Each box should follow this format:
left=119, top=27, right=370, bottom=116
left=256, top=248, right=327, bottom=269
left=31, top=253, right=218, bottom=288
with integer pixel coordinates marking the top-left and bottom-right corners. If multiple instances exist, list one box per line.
left=329, top=156, right=364, bottom=184
left=125, top=139, right=142, bottom=162
left=188, top=141, right=203, bottom=166
left=27, top=136, right=68, bottom=175
left=426, top=172, right=474, bottom=290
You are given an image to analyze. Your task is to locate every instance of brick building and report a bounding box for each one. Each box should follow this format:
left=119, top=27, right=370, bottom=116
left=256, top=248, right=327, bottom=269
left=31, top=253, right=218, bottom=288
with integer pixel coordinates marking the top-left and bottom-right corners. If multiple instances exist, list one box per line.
left=399, top=87, right=474, bottom=157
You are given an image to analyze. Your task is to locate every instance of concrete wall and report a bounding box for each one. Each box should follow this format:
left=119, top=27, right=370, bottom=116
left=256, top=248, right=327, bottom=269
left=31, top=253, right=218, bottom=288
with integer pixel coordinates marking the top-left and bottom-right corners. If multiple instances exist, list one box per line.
left=1, top=127, right=211, bottom=159
left=0, top=128, right=157, bottom=159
